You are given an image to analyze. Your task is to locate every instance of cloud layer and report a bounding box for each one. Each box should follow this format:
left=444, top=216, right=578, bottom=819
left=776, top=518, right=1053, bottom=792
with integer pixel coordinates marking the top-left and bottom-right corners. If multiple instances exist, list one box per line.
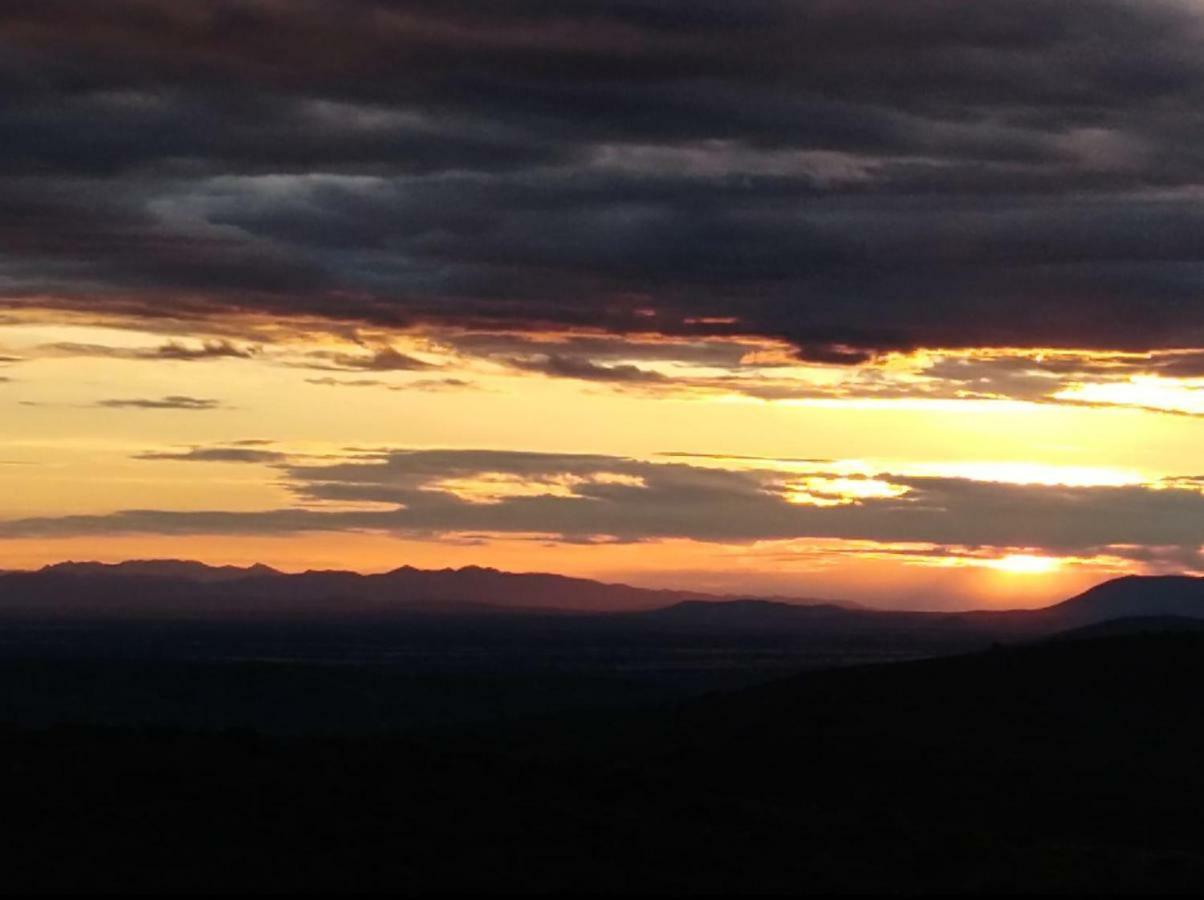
left=3, top=448, right=1201, bottom=570
left=6, top=1, right=1204, bottom=357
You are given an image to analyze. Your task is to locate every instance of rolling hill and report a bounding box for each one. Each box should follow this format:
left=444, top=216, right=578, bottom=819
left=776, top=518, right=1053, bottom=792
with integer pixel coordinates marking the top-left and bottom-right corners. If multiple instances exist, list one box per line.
left=1036, top=574, right=1204, bottom=627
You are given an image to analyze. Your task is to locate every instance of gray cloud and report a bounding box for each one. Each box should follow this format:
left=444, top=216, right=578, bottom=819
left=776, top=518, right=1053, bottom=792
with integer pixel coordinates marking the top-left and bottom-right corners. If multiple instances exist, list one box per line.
left=507, top=354, right=669, bottom=384
left=97, top=395, right=223, bottom=410
left=5, top=2, right=1204, bottom=357
left=133, top=446, right=287, bottom=463
left=39, top=339, right=256, bottom=362
left=147, top=340, right=256, bottom=361
left=300, top=346, right=435, bottom=372
left=304, top=376, right=474, bottom=391
left=2, top=448, right=1202, bottom=567
left=442, top=332, right=755, bottom=368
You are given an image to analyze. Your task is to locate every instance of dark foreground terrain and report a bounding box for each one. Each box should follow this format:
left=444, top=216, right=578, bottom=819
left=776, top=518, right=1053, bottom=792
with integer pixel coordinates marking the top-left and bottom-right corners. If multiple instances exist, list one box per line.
left=4, top=630, right=1204, bottom=893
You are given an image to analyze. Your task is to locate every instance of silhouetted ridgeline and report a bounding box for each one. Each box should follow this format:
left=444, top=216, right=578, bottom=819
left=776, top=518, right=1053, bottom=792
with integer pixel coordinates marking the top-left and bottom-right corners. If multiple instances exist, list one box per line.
left=4, top=561, right=1204, bottom=634
left=1033, top=574, right=1204, bottom=627
left=1, top=559, right=772, bottom=617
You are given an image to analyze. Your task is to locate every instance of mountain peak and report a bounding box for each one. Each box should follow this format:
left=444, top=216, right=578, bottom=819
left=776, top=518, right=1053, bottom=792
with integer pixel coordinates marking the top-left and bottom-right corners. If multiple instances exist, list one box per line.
left=40, top=559, right=283, bottom=583
left=1045, top=574, right=1204, bottom=627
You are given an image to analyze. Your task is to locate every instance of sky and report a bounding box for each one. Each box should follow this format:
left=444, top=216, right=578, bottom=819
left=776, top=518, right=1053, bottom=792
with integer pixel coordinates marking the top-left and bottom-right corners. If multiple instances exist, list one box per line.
left=3, top=0, right=1204, bottom=609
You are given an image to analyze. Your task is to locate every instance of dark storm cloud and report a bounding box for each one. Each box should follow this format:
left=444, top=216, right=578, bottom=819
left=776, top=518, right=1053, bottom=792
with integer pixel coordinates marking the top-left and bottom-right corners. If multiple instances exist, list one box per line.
left=6, top=2, right=1204, bottom=355
left=3, top=449, right=1203, bottom=566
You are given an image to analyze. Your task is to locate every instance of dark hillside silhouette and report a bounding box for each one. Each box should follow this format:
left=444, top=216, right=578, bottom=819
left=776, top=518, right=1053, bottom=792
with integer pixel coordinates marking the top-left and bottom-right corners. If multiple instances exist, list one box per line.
left=1, top=566, right=1204, bottom=889
left=3, top=632, right=1204, bottom=892
left=1035, top=574, right=1204, bottom=627
left=1047, top=614, right=1204, bottom=642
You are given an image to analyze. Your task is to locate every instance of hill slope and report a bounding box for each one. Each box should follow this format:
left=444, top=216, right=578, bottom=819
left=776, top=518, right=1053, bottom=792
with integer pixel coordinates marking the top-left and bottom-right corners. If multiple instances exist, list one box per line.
left=1037, top=574, right=1204, bottom=627
left=3, top=633, right=1204, bottom=892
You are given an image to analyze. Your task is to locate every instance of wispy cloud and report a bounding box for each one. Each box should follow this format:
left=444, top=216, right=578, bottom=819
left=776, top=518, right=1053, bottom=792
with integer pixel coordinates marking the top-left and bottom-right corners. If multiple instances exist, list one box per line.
left=97, top=396, right=223, bottom=411
left=304, top=376, right=473, bottom=391
left=38, top=340, right=256, bottom=362
left=133, top=446, right=287, bottom=463
left=299, top=347, right=435, bottom=373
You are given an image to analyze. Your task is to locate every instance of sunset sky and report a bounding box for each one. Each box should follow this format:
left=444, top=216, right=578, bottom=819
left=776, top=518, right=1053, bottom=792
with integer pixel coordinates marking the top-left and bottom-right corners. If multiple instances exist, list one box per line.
left=4, top=1, right=1204, bottom=608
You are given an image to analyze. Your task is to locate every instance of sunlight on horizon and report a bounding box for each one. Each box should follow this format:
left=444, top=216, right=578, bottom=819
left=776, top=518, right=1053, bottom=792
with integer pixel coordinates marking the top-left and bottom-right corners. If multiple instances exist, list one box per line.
left=1, top=313, right=1200, bottom=608
left=987, top=554, right=1064, bottom=576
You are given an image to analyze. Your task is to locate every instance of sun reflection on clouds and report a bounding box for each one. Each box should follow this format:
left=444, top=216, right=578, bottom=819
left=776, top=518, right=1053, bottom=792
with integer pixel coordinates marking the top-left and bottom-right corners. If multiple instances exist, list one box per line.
left=783, top=476, right=909, bottom=506
left=894, top=460, right=1147, bottom=488
left=427, top=471, right=648, bottom=505
left=427, top=473, right=587, bottom=505
left=665, top=453, right=1149, bottom=489
left=1055, top=375, right=1204, bottom=417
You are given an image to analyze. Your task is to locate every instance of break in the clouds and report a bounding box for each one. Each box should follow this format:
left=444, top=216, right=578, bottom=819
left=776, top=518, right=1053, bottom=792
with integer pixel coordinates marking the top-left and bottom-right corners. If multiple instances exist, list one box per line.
left=8, top=1, right=1204, bottom=357
left=3, top=448, right=1202, bottom=570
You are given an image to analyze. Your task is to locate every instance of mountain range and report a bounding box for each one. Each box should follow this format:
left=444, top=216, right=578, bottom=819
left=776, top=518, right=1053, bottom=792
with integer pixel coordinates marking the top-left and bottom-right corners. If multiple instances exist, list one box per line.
left=3, top=559, right=1203, bottom=636
left=3, top=559, right=1204, bottom=891
left=9, top=559, right=742, bottom=616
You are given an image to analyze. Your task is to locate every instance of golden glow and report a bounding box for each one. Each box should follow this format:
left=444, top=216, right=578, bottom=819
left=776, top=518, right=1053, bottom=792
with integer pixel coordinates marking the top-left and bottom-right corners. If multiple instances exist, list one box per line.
left=0, top=532, right=1128, bottom=610
left=429, top=474, right=587, bottom=504
left=2, top=311, right=1203, bottom=608
left=1056, top=375, right=1204, bottom=417
left=895, top=460, right=1147, bottom=487
left=783, top=476, right=909, bottom=506
left=429, top=471, right=647, bottom=504
left=986, top=554, right=1062, bottom=575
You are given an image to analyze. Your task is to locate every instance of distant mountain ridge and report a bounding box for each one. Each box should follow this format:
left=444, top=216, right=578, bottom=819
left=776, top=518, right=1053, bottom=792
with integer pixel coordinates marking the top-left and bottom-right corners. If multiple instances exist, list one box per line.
left=42, top=559, right=283, bottom=583
left=5, top=559, right=833, bottom=617
left=5, top=561, right=1204, bottom=633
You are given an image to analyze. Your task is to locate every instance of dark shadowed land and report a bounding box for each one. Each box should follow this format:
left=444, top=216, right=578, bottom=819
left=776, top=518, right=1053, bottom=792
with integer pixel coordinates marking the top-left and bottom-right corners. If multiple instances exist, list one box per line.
left=4, top=632, right=1204, bottom=892
left=1, top=563, right=1201, bottom=733
left=3, top=565, right=1204, bottom=891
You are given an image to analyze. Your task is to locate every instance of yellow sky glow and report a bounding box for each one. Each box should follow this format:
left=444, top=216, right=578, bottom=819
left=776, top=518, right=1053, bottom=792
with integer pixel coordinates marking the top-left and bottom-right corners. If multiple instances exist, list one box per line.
left=3, top=313, right=1203, bottom=608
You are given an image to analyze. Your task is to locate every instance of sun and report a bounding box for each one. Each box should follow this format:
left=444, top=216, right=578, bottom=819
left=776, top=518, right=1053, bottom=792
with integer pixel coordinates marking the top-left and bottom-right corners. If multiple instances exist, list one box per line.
left=988, top=554, right=1062, bottom=575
